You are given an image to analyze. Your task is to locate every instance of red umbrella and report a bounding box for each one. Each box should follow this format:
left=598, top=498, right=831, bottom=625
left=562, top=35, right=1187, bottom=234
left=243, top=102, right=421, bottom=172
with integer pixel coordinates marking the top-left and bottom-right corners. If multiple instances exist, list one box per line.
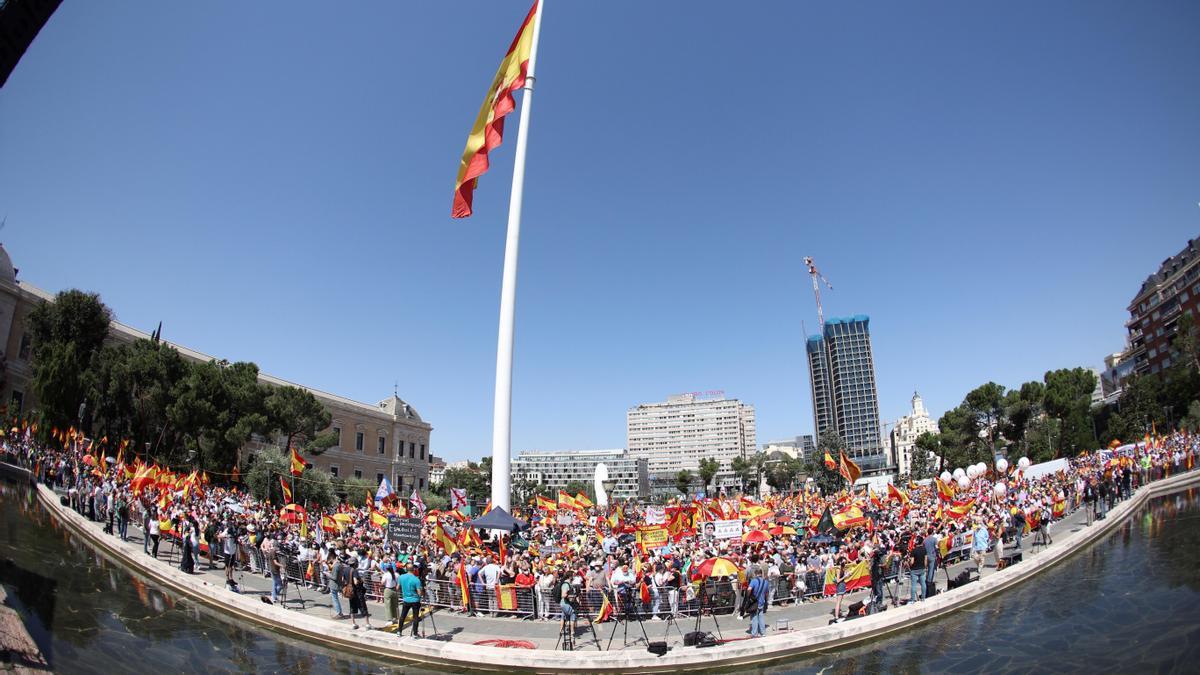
left=741, top=529, right=771, bottom=543
left=278, top=503, right=307, bottom=523
left=692, top=556, right=739, bottom=578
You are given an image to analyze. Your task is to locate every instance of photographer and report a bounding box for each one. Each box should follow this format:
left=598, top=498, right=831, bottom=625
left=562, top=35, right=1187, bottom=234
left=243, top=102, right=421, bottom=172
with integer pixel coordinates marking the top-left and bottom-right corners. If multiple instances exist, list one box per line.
left=557, top=568, right=578, bottom=636
left=220, top=520, right=240, bottom=591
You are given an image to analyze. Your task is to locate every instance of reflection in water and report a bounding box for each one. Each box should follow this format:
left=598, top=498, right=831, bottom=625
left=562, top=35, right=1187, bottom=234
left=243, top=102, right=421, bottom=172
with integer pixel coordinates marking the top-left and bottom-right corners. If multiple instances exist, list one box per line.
left=2, top=481, right=1200, bottom=673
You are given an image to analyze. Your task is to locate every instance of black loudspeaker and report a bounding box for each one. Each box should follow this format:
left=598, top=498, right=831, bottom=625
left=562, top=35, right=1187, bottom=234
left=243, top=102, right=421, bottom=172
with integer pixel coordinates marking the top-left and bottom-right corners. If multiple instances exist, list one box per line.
left=60, top=495, right=69, bottom=506
left=698, top=633, right=719, bottom=648
left=684, top=631, right=705, bottom=646
left=647, top=641, right=669, bottom=656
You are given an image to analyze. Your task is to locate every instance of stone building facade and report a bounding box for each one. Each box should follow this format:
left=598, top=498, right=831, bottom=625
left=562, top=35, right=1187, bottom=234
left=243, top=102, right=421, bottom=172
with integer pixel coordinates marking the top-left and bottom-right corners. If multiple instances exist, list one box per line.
left=0, top=245, right=432, bottom=491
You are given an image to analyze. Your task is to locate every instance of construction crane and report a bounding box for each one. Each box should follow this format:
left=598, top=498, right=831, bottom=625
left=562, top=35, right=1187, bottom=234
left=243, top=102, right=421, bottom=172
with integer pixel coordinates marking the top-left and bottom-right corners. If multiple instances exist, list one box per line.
left=803, top=256, right=833, bottom=330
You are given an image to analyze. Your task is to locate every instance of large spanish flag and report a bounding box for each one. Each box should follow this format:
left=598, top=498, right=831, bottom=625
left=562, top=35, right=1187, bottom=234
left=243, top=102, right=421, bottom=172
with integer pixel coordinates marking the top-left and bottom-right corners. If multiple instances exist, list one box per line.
left=452, top=1, right=540, bottom=218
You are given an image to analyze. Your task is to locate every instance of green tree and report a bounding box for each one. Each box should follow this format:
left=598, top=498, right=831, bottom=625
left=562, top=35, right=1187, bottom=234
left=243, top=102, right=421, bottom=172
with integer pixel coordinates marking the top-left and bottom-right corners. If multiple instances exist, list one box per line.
left=167, top=360, right=269, bottom=472
left=698, top=457, right=720, bottom=496
left=1024, top=416, right=1060, bottom=463
left=964, top=382, right=1006, bottom=453
left=441, top=465, right=489, bottom=502
left=730, top=455, right=753, bottom=494
left=675, top=469, right=693, bottom=497
left=27, top=290, right=113, bottom=432
left=805, top=430, right=846, bottom=494
left=86, top=339, right=189, bottom=456
left=1183, top=401, right=1200, bottom=433
left=265, top=385, right=338, bottom=456
left=909, top=432, right=938, bottom=480
left=1173, top=313, right=1200, bottom=374
left=244, top=447, right=336, bottom=508
left=563, top=480, right=590, bottom=501
left=334, top=476, right=377, bottom=504
left=1042, top=367, right=1098, bottom=453
left=765, top=455, right=801, bottom=493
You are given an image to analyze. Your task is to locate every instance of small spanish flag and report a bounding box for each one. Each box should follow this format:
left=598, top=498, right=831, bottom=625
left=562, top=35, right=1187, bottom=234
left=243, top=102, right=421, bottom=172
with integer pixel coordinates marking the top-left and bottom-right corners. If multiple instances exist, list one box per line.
left=451, top=1, right=540, bottom=218
left=824, top=450, right=836, bottom=471
left=280, top=477, right=293, bottom=504
left=290, top=447, right=306, bottom=476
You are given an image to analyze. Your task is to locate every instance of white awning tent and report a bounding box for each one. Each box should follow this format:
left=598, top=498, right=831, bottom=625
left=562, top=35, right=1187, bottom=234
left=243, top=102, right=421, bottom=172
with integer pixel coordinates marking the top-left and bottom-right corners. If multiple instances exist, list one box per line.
left=1022, top=457, right=1070, bottom=481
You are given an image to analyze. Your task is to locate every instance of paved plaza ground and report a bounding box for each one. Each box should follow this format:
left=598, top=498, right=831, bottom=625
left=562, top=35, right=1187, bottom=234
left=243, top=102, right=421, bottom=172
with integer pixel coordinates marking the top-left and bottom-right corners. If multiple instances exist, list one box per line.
left=75, top=496, right=1094, bottom=653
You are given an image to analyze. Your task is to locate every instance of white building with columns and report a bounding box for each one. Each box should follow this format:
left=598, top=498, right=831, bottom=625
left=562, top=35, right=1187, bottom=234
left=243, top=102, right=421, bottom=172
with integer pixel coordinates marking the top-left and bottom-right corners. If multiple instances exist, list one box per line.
left=890, top=392, right=939, bottom=477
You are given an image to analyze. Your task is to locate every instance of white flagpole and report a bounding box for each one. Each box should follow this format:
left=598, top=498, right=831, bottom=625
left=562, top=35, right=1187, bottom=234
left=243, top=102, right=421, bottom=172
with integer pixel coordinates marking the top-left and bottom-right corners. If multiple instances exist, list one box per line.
left=491, top=0, right=544, bottom=513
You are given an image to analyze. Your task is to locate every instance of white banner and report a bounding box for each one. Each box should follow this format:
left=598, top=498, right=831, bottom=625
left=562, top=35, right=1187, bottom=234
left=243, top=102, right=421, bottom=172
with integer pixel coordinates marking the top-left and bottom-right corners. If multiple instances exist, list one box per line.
left=702, top=519, right=742, bottom=540
left=644, top=506, right=665, bottom=524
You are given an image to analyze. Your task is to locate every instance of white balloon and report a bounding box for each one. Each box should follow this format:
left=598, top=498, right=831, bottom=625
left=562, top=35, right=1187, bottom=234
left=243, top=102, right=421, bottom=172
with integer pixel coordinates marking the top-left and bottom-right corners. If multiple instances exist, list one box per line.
left=956, top=474, right=970, bottom=490
left=996, top=458, right=1009, bottom=473
left=940, top=471, right=952, bottom=484
left=1018, top=457, right=1031, bottom=470
left=977, top=462, right=988, bottom=475
left=966, top=465, right=978, bottom=479
left=993, top=482, right=1007, bottom=497
left=953, top=468, right=966, bottom=480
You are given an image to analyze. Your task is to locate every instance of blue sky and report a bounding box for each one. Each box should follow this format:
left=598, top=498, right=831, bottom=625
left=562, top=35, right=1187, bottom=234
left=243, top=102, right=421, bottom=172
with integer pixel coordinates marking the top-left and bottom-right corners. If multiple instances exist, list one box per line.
left=2, top=1, right=1198, bottom=462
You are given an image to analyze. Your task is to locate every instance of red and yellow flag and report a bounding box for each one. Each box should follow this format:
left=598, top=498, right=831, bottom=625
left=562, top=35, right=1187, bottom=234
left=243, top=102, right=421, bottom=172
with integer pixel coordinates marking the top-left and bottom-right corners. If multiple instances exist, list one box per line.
left=824, top=450, right=836, bottom=471
left=290, top=447, right=306, bottom=476
left=451, top=1, right=540, bottom=218
left=435, top=523, right=458, bottom=554
left=838, top=450, right=862, bottom=484
left=456, top=561, right=471, bottom=609
left=280, top=477, right=293, bottom=504
left=887, top=483, right=909, bottom=504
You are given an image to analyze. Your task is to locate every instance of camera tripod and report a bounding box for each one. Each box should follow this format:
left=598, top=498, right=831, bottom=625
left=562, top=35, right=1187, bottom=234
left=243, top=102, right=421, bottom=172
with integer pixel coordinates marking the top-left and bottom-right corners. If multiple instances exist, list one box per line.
left=691, top=586, right=724, bottom=643
left=554, top=602, right=600, bottom=651
left=278, top=563, right=308, bottom=611
left=606, top=589, right=650, bottom=650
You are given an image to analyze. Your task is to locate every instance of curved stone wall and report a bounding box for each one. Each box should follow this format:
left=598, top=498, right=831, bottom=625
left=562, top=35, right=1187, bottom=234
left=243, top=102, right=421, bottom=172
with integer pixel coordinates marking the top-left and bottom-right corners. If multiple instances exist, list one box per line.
left=33, top=471, right=1200, bottom=672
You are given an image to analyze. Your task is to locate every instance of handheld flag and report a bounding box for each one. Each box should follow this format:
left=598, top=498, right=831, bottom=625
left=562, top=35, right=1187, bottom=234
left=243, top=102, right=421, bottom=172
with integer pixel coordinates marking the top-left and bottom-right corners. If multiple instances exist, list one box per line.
left=451, top=1, right=540, bottom=218
left=279, top=477, right=293, bottom=504
left=824, top=450, right=836, bottom=471
left=838, top=451, right=862, bottom=484
left=450, top=487, right=468, bottom=511
left=409, top=488, right=426, bottom=518
left=290, top=447, right=306, bottom=476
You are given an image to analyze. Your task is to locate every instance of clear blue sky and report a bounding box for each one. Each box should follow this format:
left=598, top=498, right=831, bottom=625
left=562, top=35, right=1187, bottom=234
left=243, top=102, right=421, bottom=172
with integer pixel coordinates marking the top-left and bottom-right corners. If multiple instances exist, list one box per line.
left=2, top=1, right=1198, bottom=462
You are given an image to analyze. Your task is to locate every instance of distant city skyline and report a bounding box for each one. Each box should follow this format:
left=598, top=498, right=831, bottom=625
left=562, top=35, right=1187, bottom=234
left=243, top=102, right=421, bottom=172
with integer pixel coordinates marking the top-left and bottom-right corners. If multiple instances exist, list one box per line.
left=3, top=2, right=1198, bottom=462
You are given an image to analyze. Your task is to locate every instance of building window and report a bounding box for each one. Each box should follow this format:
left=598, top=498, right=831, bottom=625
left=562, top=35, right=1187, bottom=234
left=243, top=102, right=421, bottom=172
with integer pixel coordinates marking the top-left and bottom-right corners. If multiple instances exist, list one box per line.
left=10, top=390, right=23, bottom=415
left=420, top=443, right=425, bottom=460
left=330, top=465, right=339, bottom=477
left=419, top=477, right=424, bottom=490
left=378, top=436, right=385, bottom=454
left=18, top=333, right=32, bottom=361
left=354, top=468, right=363, bottom=479
left=376, top=472, right=384, bottom=485
left=355, top=432, right=364, bottom=451
left=333, top=427, right=342, bottom=446
left=409, top=442, right=415, bottom=458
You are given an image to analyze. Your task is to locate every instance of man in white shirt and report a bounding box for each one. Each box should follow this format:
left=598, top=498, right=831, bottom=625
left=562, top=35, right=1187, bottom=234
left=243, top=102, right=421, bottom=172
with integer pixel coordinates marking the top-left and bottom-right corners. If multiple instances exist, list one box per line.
left=479, top=556, right=502, bottom=614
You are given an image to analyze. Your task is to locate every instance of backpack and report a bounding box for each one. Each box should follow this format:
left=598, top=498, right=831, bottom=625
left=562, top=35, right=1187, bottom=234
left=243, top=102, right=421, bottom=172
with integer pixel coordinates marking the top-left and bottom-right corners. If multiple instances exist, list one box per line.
left=553, top=581, right=564, bottom=604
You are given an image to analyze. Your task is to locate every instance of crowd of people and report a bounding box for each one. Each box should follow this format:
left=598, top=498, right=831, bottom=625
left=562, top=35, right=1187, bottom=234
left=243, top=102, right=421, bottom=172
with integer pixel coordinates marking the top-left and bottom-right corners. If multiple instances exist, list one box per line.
left=3, top=425, right=1197, bottom=642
